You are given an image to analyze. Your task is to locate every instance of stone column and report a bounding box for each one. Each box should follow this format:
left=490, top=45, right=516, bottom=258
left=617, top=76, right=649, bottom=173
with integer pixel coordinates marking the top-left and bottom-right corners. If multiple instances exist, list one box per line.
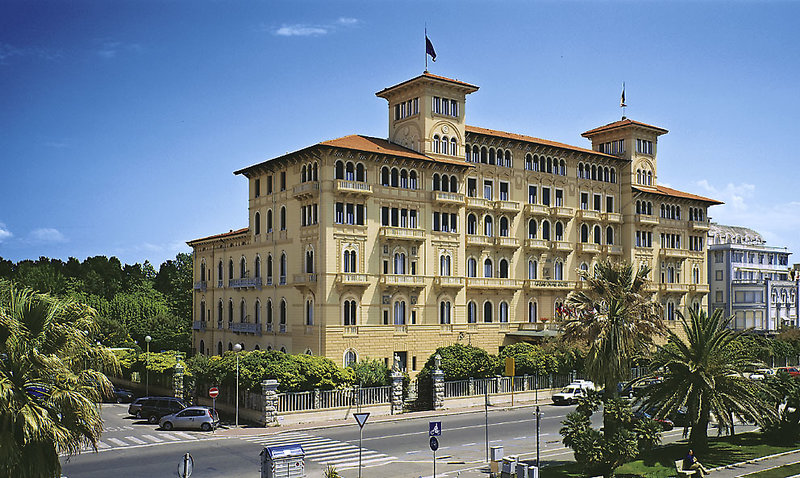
left=391, top=371, right=404, bottom=415
left=523, top=374, right=529, bottom=392
left=262, top=379, right=280, bottom=427
left=432, top=354, right=445, bottom=410
left=313, top=388, right=321, bottom=409
left=173, top=361, right=184, bottom=400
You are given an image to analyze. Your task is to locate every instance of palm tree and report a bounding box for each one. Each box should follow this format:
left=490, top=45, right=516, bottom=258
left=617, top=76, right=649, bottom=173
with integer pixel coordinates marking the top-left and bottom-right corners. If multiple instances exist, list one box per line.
left=562, top=260, right=665, bottom=399
left=641, top=308, right=776, bottom=449
left=0, top=281, right=118, bottom=478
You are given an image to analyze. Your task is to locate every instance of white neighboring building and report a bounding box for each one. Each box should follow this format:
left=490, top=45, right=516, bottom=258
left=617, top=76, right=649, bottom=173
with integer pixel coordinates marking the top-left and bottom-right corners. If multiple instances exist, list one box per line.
left=708, top=224, right=799, bottom=332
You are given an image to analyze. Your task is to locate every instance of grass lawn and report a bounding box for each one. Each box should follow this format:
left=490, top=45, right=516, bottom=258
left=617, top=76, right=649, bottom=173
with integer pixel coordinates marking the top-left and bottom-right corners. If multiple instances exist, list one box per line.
left=745, top=461, right=800, bottom=478
left=540, top=432, right=800, bottom=477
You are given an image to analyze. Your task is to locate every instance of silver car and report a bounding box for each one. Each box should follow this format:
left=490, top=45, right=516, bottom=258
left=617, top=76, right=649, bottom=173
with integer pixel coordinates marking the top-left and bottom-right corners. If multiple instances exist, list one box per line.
left=159, top=406, right=219, bottom=431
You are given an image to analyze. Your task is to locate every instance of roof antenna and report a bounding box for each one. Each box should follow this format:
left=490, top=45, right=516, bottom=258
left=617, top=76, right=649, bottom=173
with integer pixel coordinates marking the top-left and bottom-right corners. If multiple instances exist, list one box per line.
left=620, top=82, right=627, bottom=120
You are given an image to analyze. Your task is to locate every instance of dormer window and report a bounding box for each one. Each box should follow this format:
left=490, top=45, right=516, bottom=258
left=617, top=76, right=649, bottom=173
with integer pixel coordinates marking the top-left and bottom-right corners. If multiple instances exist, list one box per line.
left=394, top=98, right=419, bottom=120
left=636, top=139, right=653, bottom=154
left=432, top=96, right=459, bottom=117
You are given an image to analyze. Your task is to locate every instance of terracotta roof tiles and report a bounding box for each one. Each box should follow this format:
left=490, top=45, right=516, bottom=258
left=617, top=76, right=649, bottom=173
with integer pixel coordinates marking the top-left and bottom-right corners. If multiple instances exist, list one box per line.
left=582, top=118, right=668, bottom=137
left=632, top=185, right=723, bottom=205
left=466, top=125, right=622, bottom=160
left=187, top=227, right=249, bottom=246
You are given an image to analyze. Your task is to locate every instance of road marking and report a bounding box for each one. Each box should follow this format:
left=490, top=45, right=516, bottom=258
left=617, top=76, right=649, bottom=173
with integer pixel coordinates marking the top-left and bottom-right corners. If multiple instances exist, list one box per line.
left=336, top=456, right=397, bottom=469
left=406, top=450, right=420, bottom=454
left=243, top=432, right=397, bottom=468
left=142, top=435, right=163, bottom=443
left=124, top=436, right=147, bottom=445
left=462, top=442, right=476, bottom=446
left=106, top=438, right=128, bottom=447
left=172, top=432, right=196, bottom=440
left=158, top=433, right=181, bottom=441
left=514, top=436, right=527, bottom=440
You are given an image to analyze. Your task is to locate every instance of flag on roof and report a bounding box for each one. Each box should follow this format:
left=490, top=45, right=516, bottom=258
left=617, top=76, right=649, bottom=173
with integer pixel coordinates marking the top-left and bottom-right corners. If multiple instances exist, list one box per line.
left=620, top=83, right=626, bottom=108
left=426, top=35, right=436, bottom=62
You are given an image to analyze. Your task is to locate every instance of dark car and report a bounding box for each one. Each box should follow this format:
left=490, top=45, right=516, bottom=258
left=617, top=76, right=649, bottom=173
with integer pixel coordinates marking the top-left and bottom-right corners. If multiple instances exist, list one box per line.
left=617, top=382, right=635, bottom=399
left=633, top=378, right=663, bottom=397
left=105, top=387, right=135, bottom=403
left=137, top=397, right=189, bottom=424
left=634, top=407, right=674, bottom=431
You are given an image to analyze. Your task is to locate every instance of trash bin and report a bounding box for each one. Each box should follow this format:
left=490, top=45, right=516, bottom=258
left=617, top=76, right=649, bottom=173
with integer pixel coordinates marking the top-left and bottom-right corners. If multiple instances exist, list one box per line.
left=260, top=444, right=305, bottom=478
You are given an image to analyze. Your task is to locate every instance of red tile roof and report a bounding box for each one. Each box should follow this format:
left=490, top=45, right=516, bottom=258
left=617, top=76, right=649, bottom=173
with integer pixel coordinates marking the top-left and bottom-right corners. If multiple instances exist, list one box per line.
left=582, top=118, right=668, bottom=137
left=187, top=227, right=249, bottom=246
left=320, top=135, right=470, bottom=166
left=376, top=72, right=479, bottom=97
left=466, top=125, right=622, bottom=160
left=632, top=185, right=723, bottom=205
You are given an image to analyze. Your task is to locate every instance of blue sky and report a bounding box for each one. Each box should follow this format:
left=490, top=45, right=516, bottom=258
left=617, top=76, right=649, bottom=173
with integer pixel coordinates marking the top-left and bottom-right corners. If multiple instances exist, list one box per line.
left=2, top=1, right=800, bottom=266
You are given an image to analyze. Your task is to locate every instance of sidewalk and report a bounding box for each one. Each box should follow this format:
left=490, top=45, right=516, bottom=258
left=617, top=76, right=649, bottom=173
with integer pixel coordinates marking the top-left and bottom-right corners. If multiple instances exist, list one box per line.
left=709, top=449, right=800, bottom=477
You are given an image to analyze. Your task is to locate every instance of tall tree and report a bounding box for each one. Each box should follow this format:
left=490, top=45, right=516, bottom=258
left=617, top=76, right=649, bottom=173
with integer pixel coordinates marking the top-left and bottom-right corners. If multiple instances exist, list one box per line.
left=0, top=281, right=118, bottom=478
left=154, top=252, right=192, bottom=321
left=642, top=308, right=776, bottom=449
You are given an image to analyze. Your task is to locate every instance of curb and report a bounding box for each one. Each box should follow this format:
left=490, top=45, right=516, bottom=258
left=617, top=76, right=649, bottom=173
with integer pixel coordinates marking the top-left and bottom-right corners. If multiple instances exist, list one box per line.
left=708, top=448, right=800, bottom=474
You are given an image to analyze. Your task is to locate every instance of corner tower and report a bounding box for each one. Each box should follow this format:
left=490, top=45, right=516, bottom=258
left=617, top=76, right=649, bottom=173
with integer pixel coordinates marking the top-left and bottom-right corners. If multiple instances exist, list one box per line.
left=581, top=118, right=668, bottom=188
left=376, top=72, right=478, bottom=158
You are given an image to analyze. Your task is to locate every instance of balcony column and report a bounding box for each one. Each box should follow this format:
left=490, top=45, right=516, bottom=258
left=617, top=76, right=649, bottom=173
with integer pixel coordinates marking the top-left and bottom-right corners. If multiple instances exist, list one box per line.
left=432, top=354, right=445, bottom=410
left=391, top=357, right=404, bottom=415
left=262, top=379, right=280, bottom=427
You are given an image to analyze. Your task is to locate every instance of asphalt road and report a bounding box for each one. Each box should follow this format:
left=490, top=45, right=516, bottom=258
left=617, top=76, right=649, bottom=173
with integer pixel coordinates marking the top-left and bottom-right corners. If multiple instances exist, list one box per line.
left=60, top=402, right=751, bottom=478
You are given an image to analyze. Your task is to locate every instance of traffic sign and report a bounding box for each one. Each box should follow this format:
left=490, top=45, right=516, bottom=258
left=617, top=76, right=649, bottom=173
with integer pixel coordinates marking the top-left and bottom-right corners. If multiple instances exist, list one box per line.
left=177, top=453, right=193, bottom=478
left=429, top=436, right=439, bottom=452
left=353, top=412, right=370, bottom=428
left=208, top=387, right=219, bottom=399
left=429, top=421, right=441, bottom=436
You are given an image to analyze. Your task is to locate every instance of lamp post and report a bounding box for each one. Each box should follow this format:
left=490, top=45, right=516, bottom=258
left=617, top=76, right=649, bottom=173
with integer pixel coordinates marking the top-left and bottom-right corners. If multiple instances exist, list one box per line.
left=145, top=335, right=152, bottom=396
left=233, top=343, right=242, bottom=428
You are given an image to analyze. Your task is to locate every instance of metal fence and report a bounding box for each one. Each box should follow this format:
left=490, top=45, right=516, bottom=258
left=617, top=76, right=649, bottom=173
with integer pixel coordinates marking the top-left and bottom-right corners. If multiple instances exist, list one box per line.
left=276, top=386, right=391, bottom=413
left=443, top=374, right=574, bottom=398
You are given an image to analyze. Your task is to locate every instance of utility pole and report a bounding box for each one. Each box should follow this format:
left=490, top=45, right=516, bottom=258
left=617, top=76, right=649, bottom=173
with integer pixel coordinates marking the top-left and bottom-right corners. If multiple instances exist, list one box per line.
left=484, top=386, right=489, bottom=462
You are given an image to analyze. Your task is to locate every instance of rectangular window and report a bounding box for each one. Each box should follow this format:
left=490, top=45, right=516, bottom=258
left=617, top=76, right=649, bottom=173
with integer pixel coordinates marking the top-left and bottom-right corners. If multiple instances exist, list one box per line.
left=433, top=212, right=440, bottom=231
left=528, top=185, right=537, bottom=204
left=499, top=182, right=509, bottom=201
left=433, top=96, right=441, bottom=114
left=555, top=189, right=563, bottom=207
left=356, top=204, right=365, bottom=225
left=346, top=204, right=354, bottom=224
left=394, top=104, right=400, bottom=120
left=391, top=208, right=399, bottom=227
left=381, top=207, right=389, bottom=226
left=280, top=171, right=286, bottom=191
left=410, top=210, right=418, bottom=228
left=542, top=187, right=551, bottom=206
left=715, top=270, right=723, bottom=281
left=580, top=192, right=588, bottom=210
left=715, top=291, right=723, bottom=302
left=413, top=98, right=419, bottom=115
left=442, top=98, right=450, bottom=116
left=636, top=139, right=653, bottom=154
left=335, top=203, right=344, bottom=223
left=451, top=100, right=458, bottom=117
left=266, top=175, right=273, bottom=194
left=254, top=178, right=260, bottom=198
left=483, top=180, right=493, bottom=200
left=467, top=178, right=477, bottom=197
left=606, top=196, right=614, bottom=213
left=593, top=194, right=601, bottom=211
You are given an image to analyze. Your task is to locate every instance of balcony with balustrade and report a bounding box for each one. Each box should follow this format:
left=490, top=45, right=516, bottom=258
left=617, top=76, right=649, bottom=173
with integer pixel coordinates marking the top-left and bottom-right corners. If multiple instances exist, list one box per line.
left=337, top=273, right=370, bottom=287
left=524, top=238, right=549, bottom=250
left=229, top=277, right=263, bottom=289
left=380, top=274, right=425, bottom=288
left=494, top=200, right=521, bottom=215
left=432, top=191, right=465, bottom=205
left=576, top=243, right=601, bottom=254
left=466, top=235, right=493, bottom=248
left=551, top=241, right=573, bottom=252
left=603, top=244, right=623, bottom=255
left=602, top=212, right=622, bottom=223
left=659, top=248, right=691, bottom=260
left=292, top=181, right=319, bottom=198
left=230, top=322, right=262, bottom=335
left=466, top=278, right=522, bottom=290
left=495, top=237, right=519, bottom=249
left=689, top=283, right=710, bottom=294
left=334, top=179, right=373, bottom=195
left=379, top=227, right=426, bottom=242
left=524, top=279, right=575, bottom=291
left=192, top=321, right=206, bottom=331
left=576, top=210, right=601, bottom=221
left=193, top=281, right=207, bottom=292
left=690, top=220, right=711, bottom=231
left=659, top=283, right=690, bottom=294
left=524, top=204, right=550, bottom=216
left=466, top=197, right=493, bottom=210
left=293, top=274, right=318, bottom=289
left=635, top=214, right=660, bottom=226
left=434, top=276, right=465, bottom=289
left=550, top=206, right=574, bottom=219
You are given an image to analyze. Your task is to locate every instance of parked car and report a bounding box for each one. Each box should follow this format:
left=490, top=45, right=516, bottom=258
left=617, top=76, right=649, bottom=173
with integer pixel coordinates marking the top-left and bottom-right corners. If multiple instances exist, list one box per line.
left=105, top=387, right=135, bottom=403
left=748, top=368, right=775, bottom=380
left=617, top=382, right=635, bottom=399
left=571, top=379, right=596, bottom=391
left=633, top=378, right=663, bottom=397
left=633, top=407, right=675, bottom=431
left=777, top=367, right=800, bottom=377
left=128, top=397, right=150, bottom=418
left=159, top=407, right=219, bottom=431
left=136, top=397, right=189, bottom=424
left=552, top=385, right=588, bottom=405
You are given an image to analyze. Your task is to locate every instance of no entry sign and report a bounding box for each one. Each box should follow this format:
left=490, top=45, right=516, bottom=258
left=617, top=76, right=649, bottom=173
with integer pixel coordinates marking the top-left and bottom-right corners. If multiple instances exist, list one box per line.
left=209, top=387, right=219, bottom=399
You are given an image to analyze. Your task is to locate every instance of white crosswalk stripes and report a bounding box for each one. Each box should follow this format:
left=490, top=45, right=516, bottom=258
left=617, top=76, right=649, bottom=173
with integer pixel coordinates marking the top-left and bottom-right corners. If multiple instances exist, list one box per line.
left=243, top=431, right=397, bottom=470
left=74, top=430, right=209, bottom=454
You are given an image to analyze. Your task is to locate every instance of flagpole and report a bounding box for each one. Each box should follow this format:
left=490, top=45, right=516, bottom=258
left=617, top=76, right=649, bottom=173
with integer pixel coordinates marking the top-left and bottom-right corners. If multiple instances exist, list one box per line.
left=424, top=25, right=428, bottom=72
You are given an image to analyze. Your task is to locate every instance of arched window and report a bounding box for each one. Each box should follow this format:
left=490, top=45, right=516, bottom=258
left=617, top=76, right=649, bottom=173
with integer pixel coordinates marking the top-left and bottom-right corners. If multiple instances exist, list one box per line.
left=267, top=254, right=273, bottom=283
left=217, top=300, right=223, bottom=322
left=200, top=300, right=206, bottom=322
left=481, top=147, right=488, bottom=163
left=578, top=163, right=584, bottom=179
left=647, top=171, right=652, bottom=185
left=216, top=341, right=222, bottom=355
left=266, top=299, right=273, bottom=327
left=400, top=169, right=408, bottom=188
left=266, top=209, right=273, bottom=232
left=554, top=261, right=564, bottom=280
left=593, top=225, right=602, bottom=244
left=305, top=248, right=314, bottom=273
left=391, top=168, right=399, bottom=187
left=393, top=252, right=406, bottom=274
left=280, top=252, right=287, bottom=284
left=344, top=349, right=358, bottom=367
left=610, top=168, right=616, bottom=183
left=254, top=300, right=261, bottom=323
left=280, top=206, right=286, bottom=231
left=692, top=266, right=700, bottom=284
left=240, top=257, right=246, bottom=278
left=468, top=301, right=477, bottom=323
left=506, top=151, right=513, bottom=168
left=440, top=254, right=451, bottom=276
left=484, top=215, right=493, bottom=236
left=409, top=170, right=417, bottom=189
left=528, top=260, right=538, bottom=279
left=312, top=162, right=318, bottom=181
left=356, top=163, right=365, bottom=182
left=335, top=160, right=344, bottom=180
left=343, top=249, right=357, bottom=273
left=450, top=176, right=458, bottom=193
left=240, top=299, right=246, bottom=323
left=280, top=299, right=287, bottom=326
left=441, top=136, right=449, bottom=155
left=528, top=301, right=538, bottom=323
left=254, top=212, right=261, bottom=235
left=433, top=135, right=441, bottom=153
left=499, top=259, right=509, bottom=278
left=666, top=301, right=675, bottom=321
left=542, top=221, right=551, bottom=240
left=439, top=300, right=451, bottom=324
left=343, top=299, right=358, bottom=325
left=381, top=167, right=390, bottom=186
left=580, top=224, right=589, bottom=243
left=433, top=173, right=441, bottom=191
left=606, top=226, right=614, bottom=245
left=555, top=221, right=564, bottom=241
left=499, top=217, right=509, bottom=237
left=483, top=301, right=493, bottom=323
left=305, top=299, right=314, bottom=326
left=301, top=164, right=307, bottom=182
left=345, top=162, right=355, bottom=181
left=559, top=159, right=566, bottom=176
left=528, top=219, right=537, bottom=238
left=484, top=258, right=493, bottom=278
left=218, top=260, right=223, bottom=283
left=526, top=154, right=533, bottom=170
left=467, top=214, right=477, bottom=235
left=229, top=258, right=234, bottom=280
left=499, top=302, right=509, bottom=323
left=393, top=300, right=406, bottom=325
left=451, top=138, right=457, bottom=156
left=467, top=257, right=477, bottom=277
left=603, top=167, right=609, bottom=182
left=254, top=256, right=261, bottom=278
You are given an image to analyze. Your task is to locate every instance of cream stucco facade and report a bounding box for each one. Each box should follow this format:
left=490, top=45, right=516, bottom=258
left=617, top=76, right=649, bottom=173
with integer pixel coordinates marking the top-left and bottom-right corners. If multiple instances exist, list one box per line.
left=188, top=72, right=721, bottom=373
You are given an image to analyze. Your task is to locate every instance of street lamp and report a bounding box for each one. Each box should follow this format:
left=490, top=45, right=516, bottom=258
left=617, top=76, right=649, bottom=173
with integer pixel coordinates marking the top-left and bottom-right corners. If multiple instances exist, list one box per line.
left=233, top=343, right=242, bottom=428
left=145, top=335, right=152, bottom=396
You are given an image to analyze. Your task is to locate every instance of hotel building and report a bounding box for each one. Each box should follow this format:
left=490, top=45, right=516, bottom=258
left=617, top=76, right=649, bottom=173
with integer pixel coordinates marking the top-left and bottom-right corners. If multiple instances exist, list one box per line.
left=188, top=71, right=721, bottom=372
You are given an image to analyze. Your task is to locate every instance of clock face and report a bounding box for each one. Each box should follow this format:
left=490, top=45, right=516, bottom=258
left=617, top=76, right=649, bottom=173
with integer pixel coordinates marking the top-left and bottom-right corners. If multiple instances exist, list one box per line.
left=442, top=125, right=449, bottom=134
